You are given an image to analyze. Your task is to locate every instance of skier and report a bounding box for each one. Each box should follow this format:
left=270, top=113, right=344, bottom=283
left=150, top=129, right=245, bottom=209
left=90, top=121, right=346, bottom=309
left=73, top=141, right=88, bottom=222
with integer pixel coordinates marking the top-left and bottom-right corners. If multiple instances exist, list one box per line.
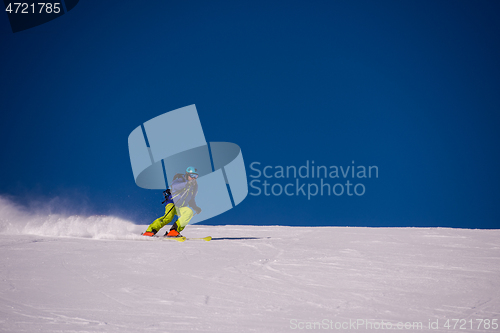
left=142, top=166, right=202, bottom=237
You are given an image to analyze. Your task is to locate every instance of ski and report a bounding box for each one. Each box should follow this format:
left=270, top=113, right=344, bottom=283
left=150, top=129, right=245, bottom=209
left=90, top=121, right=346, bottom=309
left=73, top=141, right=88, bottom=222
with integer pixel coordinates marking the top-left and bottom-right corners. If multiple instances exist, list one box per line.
left=185, top=236, right=212, bottom=241
left=161, top=236, right=186, bottom=242
left=147, top=235, right=211, bottom=242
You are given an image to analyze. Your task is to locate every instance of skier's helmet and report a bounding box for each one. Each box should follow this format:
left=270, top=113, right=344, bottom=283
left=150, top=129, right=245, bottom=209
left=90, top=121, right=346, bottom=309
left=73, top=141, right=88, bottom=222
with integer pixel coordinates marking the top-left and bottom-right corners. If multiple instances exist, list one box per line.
left=186, top=166, right=198, bottom=179
left=186, top=166, right=199, bottom=179
left=186, top=166, right=197, bottom=174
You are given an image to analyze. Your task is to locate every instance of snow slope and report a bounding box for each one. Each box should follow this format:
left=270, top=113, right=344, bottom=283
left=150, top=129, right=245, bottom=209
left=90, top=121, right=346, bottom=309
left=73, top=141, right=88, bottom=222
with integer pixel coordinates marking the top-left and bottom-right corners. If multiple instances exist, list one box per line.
left=0, top=199, right=499, bottom=332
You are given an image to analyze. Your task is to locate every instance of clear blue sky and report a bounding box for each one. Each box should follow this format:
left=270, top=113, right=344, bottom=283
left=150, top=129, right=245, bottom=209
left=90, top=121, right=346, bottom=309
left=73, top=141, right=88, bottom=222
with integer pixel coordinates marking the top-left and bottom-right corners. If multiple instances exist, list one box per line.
left=1, top=0, right=499, bottom=228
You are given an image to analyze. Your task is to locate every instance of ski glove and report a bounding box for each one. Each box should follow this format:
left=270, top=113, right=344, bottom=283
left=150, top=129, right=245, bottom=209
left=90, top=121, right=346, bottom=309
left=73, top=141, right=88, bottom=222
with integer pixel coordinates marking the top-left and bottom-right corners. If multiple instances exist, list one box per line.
left=192, top=206, right=202, bottom=214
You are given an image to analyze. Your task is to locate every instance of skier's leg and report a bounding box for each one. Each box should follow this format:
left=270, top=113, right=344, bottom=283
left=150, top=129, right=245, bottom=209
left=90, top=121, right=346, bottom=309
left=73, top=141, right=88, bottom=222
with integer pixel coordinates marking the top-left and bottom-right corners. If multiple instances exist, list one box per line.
left=174, top=207, right=194, bottom=232
left=165, top=206, right=193, bottom=237
left=144, top=203, right=176, bottom=235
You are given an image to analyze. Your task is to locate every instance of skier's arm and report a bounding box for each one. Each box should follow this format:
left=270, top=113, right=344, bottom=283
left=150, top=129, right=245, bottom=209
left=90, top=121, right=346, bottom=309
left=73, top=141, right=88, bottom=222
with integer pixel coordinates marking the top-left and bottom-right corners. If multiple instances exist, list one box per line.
left=189, top=198, right=201, bottom=214
left=188, top=183, right=201, bottom=214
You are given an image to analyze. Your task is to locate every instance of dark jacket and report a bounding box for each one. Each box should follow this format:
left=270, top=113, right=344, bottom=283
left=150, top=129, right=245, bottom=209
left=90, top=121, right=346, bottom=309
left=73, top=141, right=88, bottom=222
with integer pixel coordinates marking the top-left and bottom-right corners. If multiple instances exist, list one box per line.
left=166, top=174, right=199, bottom=208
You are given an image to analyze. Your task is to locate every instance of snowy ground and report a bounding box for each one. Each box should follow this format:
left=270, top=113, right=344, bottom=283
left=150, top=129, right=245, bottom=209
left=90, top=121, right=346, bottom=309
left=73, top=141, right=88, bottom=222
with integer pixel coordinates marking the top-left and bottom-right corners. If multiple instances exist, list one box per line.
left=0, top=201, right=499, bottom=332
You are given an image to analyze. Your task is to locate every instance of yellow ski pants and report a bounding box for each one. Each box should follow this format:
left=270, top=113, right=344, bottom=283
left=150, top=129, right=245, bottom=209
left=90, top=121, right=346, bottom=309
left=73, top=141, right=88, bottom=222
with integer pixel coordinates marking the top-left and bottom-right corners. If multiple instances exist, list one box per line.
left=146, top=203, right=193, bottom=233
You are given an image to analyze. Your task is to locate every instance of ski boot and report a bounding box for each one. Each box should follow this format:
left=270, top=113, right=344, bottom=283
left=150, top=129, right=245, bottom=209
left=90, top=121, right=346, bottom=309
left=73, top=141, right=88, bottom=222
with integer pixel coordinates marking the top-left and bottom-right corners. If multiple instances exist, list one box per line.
left=142, top=229, right=157, bottom=237
left=164, top=224, right=183, bottom=238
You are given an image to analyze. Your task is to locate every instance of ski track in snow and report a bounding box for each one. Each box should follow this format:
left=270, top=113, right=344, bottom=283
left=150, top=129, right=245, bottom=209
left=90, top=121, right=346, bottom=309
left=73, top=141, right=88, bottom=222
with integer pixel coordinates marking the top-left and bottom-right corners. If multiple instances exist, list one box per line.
left=0, top=199, right=499, bottom=332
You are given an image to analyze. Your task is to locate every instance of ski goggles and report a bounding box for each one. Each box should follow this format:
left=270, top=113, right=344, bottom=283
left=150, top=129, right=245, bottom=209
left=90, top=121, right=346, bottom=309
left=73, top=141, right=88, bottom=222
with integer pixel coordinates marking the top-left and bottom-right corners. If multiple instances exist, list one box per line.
left=188, top=173, right=199, bottom=179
